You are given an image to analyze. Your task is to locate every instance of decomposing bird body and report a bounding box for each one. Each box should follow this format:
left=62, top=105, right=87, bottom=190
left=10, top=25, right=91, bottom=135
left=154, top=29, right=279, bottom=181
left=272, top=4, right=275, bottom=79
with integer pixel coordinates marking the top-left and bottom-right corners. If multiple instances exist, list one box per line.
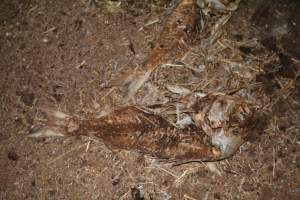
left=30, top=1, right=256, bottom=163
left=31, top=95, right=256, bottom=162
left=32, top=106, right=220, bottom=161
left=124, top=0, right=202, bottom=102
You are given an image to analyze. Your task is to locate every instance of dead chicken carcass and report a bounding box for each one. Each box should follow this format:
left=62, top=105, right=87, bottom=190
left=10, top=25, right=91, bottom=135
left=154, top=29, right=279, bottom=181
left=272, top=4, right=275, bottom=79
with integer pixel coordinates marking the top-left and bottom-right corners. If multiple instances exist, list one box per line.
left=31, top=95, right=256, bottom=162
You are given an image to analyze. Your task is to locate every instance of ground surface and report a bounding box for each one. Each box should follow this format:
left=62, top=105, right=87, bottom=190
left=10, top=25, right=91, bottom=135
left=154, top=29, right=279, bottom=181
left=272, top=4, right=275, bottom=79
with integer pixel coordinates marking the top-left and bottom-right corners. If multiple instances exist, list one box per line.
left=0, top=0, right=299, bottom=199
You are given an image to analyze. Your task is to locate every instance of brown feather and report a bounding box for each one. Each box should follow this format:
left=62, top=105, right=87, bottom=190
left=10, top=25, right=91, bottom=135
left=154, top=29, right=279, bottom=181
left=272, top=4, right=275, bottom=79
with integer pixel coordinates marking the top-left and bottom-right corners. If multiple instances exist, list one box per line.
left=146, top=0, right=202, bottom=70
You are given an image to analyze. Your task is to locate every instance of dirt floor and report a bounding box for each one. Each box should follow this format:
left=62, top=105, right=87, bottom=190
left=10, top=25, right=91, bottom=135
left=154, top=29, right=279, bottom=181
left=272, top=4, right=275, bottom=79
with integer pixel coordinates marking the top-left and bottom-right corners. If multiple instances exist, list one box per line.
left=0, top=0, right=299, bottom=199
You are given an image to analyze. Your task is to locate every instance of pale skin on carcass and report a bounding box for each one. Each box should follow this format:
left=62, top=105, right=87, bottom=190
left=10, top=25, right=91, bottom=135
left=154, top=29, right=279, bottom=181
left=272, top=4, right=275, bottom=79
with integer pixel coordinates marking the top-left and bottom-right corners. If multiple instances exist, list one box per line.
left=123, top=0, right=202, bottom=102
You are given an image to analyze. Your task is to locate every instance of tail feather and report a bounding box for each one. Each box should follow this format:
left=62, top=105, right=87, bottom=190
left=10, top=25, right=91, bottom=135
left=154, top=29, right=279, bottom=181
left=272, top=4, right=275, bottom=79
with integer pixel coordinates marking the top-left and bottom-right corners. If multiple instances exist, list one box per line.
left=29, top=108, right=70, bottom=138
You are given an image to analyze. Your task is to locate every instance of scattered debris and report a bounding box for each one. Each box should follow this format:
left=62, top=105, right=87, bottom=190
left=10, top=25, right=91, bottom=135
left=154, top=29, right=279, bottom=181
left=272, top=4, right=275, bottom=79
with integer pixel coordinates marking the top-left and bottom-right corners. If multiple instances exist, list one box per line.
left=206, top=162, right=222, bottom=176
left=131, top=185, right=145, bottom=200
left=166, top=85, right=191, bottom=95
left=19, top=92, right=35, bottom=107
left=7, top=151, right=19, bottom=161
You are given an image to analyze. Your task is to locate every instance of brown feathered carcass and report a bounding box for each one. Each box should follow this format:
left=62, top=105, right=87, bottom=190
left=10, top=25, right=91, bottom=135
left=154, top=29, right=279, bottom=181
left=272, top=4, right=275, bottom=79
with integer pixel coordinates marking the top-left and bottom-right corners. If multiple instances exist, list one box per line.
left=31, top=95, right=256, bottom=163
left=30, top=1, right=257, bottom=163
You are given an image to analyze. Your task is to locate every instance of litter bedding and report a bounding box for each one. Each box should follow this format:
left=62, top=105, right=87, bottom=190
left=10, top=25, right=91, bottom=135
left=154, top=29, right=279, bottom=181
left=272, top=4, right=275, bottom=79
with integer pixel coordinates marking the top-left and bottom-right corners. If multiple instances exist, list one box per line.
left=1, top=0, right=299, bottom=199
